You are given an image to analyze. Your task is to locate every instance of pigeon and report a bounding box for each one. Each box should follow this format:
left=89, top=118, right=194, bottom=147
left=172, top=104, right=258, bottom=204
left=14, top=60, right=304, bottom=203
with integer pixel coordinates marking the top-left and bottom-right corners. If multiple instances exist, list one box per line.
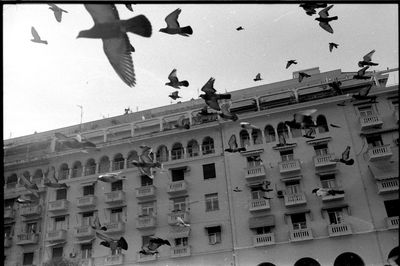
left=139, top=249, right=158, bottom=256
left=299, top=3, right=327, bottom=16
left=125, top=4, right=133, bottom=12
left=219, top=101, right=238, bottom=121
left=48, top=4, right=68, bottom=22
left=96, top=231, right=128, bottom=252
left=260, top=180, right=273, bottom=192
left=31, top=27, right=48, bottom=45
left=16, top=195, right=36, bottom=204
left=144, top=237, right=171, bottom=253
left=166, top=69, right=189, bottom=89
left=329, top=42, right=338, bottom=52
left=19, top=175, right=40, bottom=199
left=236, top=26, right=244, bottom=31
left=54, top=132, right=97, bottom=151
left=330, top=146, right=354, bottom=165
left=169, top=91, right=182, bottom=100
left=176, top=216, right=190, bottom=227
left=351, top=83, right=377, bottom=102
left=253, top=73, right=262, bottom=82
left=358, top=50, right=379, bottom=67
left=312, top=187, right=344, bottom=197
left=77, top=4, right=152, bottom=87
left=353, top=66, right=372, bottom=80
left=131, top=146, right=162, bottom=179
left=225, top=134, right=246, bottom=153
left=315, top=5, right=338, bottom=34
left=233, top=187, right=242, bottom=192
left=298, top=72, right=311, bottom=82
left=240, top=122, right=259, bottom=130
left=328, top=80, right=343, bottom=95
left=98, top=171, right=126, bottom=183
left=198, top=106, right=213, bottom=117
left=43, top=167, right=69, bottom=189
left=330, top=123, right=341, bottom=128
left=199, top=77, right=231, bottom=111
left=91, top=215, right=108, bottom=231
left=174, top=115, right=190, bottom=130
left=160, top=8, right=193, bottom=36
left=286, top=60, right=297, bottom=69
left=262, top=196, right=273, bottom=200
left=285, top=109, right=317, bottom=138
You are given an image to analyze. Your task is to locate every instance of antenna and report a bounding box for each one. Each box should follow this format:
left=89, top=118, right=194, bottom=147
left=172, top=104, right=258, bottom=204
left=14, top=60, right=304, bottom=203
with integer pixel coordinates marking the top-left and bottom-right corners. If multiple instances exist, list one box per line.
left=77, top=105, right=83, bottom=132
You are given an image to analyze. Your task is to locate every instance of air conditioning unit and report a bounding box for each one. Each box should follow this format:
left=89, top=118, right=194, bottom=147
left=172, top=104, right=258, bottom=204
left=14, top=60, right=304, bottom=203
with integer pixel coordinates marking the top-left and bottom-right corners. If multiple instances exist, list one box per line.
left=277, top=190, right=284, bottom=198
left=209, top=233, right=218, bottom=245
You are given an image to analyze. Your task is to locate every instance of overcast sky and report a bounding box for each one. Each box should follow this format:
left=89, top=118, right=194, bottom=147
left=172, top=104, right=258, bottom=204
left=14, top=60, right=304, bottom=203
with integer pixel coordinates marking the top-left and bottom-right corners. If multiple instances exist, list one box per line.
left=3, top=3, right=398, bottom=139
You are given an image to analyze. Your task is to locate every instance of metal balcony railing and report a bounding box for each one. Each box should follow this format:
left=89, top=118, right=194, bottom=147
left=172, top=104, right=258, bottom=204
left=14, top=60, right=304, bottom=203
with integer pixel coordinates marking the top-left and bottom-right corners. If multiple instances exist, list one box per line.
left=377, top=179, right=399, bottom=194
left=168, top=211, right=190, bottom=225
left=136, top=215, right=157, bottom=229
left=167, top=180, right=187, bottom=194
left=313, top=154, right=336, bottom=168
left=46, top=229, right=67, bottom=241
left=17, top=233, right=39, bottom=245
left=48, top=199, right=69, bottom=212
left=76, top=195, right=97, bottom=208
left=75, top=226, right=95, bottom=238
left=112, top=161, right=124, bottom=171
left=104, top=254, right=124, bottom=266
left=386, top=216, right=399, bottom=230
left=104, top=191, right=125, bottom=203
left=20, top=205, right=41, bottom=217
left=137, top=252, right=157, bottom=262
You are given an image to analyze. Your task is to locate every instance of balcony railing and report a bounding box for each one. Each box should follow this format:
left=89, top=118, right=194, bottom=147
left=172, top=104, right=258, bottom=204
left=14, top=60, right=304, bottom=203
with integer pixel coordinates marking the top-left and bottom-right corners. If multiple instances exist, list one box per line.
left=75, top=226, right=95, bottom=238
left=84, top=166, right=96, bottom=176
left=249, top=198, right=270, bottom=212
left=17, top=233, right=39, bottom=245
left=244, top=165, right=266, bottom=182
left=136, top=185, right=156, bottom=199
left=76, top=195, right=97, bottom=208
left=4, top=237, right=12, bottom=248
left=359, top=114, right=383, bottom=130
left=104, top=191, right=125, bottom=203
left=137, top=252, right=157, bottom=262
left=289, top=228, right=313, bottom=242
left=386, top=216, right=399, bottom=230
left=313, top=154, right=337, bottom=169
left=253, top=233, right=275, bottom=247
left=46, top=229, right=67, bottom=241
left=104, top=254, right=124, bottom=266
left=171, top=150, right=184, bottom=160
left=377, top=179, right=399, bottom=194
left=170, top=246, right=191, bottom=258
left=284, top=193, right=307, bottom=207
left=136, top=215, right=157, bottom=229
left=328, top=223, right=352, bottom=237
left=48, top=199, right=69, bottom=212
left=104, top=221, right=125, bottom=234
left=168, top=211, right=190, bottom=225
left=4, top=207, right=15, bottom=220
left=20, top=205, right=42, bottom=217
left=112, top=161, right=125, bottom=171
left=367, top=145, right=393, bottom=161
left=278, top=159, right=301, bottom=174
left=167, top=180, right=188, bottom=194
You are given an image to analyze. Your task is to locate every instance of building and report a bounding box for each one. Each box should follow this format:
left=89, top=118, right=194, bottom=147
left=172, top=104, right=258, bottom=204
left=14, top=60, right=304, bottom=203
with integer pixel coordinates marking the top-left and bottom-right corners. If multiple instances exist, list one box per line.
left=3, top=67, right=399, bottom=266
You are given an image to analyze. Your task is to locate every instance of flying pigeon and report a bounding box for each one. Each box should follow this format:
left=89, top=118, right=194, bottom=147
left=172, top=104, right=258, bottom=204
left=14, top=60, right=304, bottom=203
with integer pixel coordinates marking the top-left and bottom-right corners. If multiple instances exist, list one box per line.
left=166, top=69, right=189, bottom=89
left=298, top=72, right=311, bottom=82
left=262, top=196, right=273, bottom=200
left=285, top=109, right=317, bottom=138
left=358, top=50, right=379, bottom=67
left=351, top=83, right=377, bottom=102
left=43, top=167, right=69, bottom=189
left=145, top=237, right=171, bottom=252
left=31, top=27, right=48, bottom=45
left=160, top=8, right=193, bottom=36
left=139, top=249, right=158, bottom=256
left=91, top=215, right=108, bottom=231
left=98, top=171, right=126, bottom=183
left=48, top=4, right=68, bottom=22
left=225, top=134, right=246, bottom=153
left=328, top=80, right=343, bottom=95
left=16, top=195, right=36, bottom=204
left=329, top=42, right=338, bottom=52
left=330, top=123, right=341, bottom=128
left=286, top=60, right=297, bottom=69
left=54, top=132, right=96, bottom=151
left=253, top=73, right=262, bottom=82
left=219, top=101, right=238, bottom=121
left=233, top=187, right=242, bottom=192
left=176, top=216, right=190, bottom=227
left=330, top=146, right=354, bottom=165
left=312, top=187, right=344, bottom=197
left=315, top=5, right=338, bottom=34
left=96, top=231, right=128, bottom=252
left=199, top=77, right=231, bottom=111
left=236, top=26, right=244, bottom=31
left=77, top=4, right=152, bottom=87
left=353, top=66, right=371, bottom=80
left=240, top=122, right=259, bottom=130
left=131, top=146, right=161, bottom=179
left=260, top=181, right=273, bottom=192
left=299, top=3, right=327, bottom=16
left=125, top=4, right=133, bottom=12
left=174, top=115, right=190, bottom=130
left=169, top=91, right=182, bottom=101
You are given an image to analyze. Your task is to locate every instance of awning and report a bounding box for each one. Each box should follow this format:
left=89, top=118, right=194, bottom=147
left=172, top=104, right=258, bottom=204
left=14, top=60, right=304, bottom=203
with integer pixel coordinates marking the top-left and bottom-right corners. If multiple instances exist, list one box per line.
left=273, top=143, right=297, bottom=151
left=74, top=238, right=95, bottom=245
left=241, top=149, right=264, bottom=156
left=306, top=137, right=332, bottom=145
left=79, top=181, right=97, bottom=187
left=169, top=166, right=188, bottom=171
left=368, top=163, right=399, bottom=180
left=280, top=175, right=302, bottom=182
left=360, top=127, right=398, bottom=137
left=284, top=208, right=311, bottom=216
left=315, top=170, right=338, bottom=176
left=249, top=215, right=275, bottom=229
left=168, top=227, right=191, bottom=238
left=321, top=204, right=349, bottom=211
left=46, top=241, right=67, bottom=247
left=205, top=224, right=222, bottom=231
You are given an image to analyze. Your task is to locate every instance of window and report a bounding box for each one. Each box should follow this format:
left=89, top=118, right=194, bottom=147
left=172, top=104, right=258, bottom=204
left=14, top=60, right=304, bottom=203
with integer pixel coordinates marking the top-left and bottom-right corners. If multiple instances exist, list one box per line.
left=174, top=237, right=188, bottom=247
left=172, top=197, right=187, bottom=212
left=187, top=140, right=199, bottom=157
left=358, top=105, right=374, bottom=117
left=52, top=247, right=63, bottom=258
left=202, top=137, right=215, bottom=155
left=246, top=155, right=262, bottom=167
left=156, top=145, right=169, bottom=162
left=203, top=163, right=216, bottom=179
left=141, top=175, right=153, bottom=186
left=4, top=198, right=14, bottom=209
left=277, top=122, right=289, bottom=140
left=264, top=125, right=276, bottom=143
left=113, top=154, right=125, bottom=171
left=255, top=226, right=271, bottom=235
left=110, top=208, right=123, bottom=223
left=81, top=212, right=94, bottom=226
left=6, top=174, right=18, bottom=189
left=26, top=222, right=37, bottom=233
left=285, top=180, right=301, bottom=195
left=81, top=244, right=92, bottom=259
left=251, top=189, right=265, bottom=200
left=314, top=144, right=329, bottom=156
left=366, top=134, right=383, bottom=148
left=207, top=226, right=221, bottom=244
left=54, top=216, right=66, bottom=230
left=327, top=208, right=344, bottom=224
left=56, top=188, right=67, bottom=200
left=4, top=226, right=12, bottom=238
left=111, top=180, right=123, bottom=191
left=239, top=130, right=251, bottom=148
left=171, top=143, right=184, bottom=160
left=252, top=129, right=263, bottom=145
left=280, top=149, right=294, bottom=161
left=23, top=252, right=34, bottom=265
left=127, top=150, right=139, bottom=168
left=83, top=185, right=94, bottom=196
left=85, top=159, right=96, bottom=176
left=291, top=213, right=307, bottom=230
left=384, top=199, right=399, bottom=217
left=316, top=115, right=329, bottom=133
left=320, top=174, right=337, bottom=189
left=205, top=193, right=219, bottom=212
left=99, top=156, right=110, bottom=173
left=171, top=169, right=185, bottom=182
left=59, top=164, right=69, bottom=180
left=72, top=161, right=82, bottom=178
left=140, top=202, right=155, bottom=216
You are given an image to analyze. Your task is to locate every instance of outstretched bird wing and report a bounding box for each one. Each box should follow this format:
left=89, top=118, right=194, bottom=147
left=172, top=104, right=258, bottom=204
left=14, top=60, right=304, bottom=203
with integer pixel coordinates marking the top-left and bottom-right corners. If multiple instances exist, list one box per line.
left=255, top=73, right=261, bottom=80
left=228, top=134, right=238, bottom=150
left=201, top=77, right=216, bottom=95
left=319, top=22, right=333, bottom=34
left=318, top=4, right=333, bottom=18
left=31, top=27, right=41, bottom=40
left=168, top=69, right=179, bottom=83
left=46, top=166, right=59, bottom=184
left=96, top=231, right=114, bottom=242
left=357, top=66, right=369, bottom=77
left=358, top=84, right=373, bottom=97
left=297, top=109, right=317, bottom=117
left=220, top=101, right=232, bottom=116
left=363, top=50, right=375, bottom=62
left=165, top=8, right=181, bottom=28
left=341, top=146, right=350, bottom=161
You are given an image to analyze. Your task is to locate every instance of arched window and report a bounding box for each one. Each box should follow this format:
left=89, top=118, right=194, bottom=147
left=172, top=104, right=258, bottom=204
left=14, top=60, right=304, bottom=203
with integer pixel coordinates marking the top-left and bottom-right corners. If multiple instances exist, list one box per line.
left=127, top=150, right=139, bottom=168
left=239, top=130, right=251, bottom=148
left=187, top=140, right=199, bottom=157
left=72, top=161, right=83, bottom=178
left=202, top=137, right=215, bottom=155
left=6, top=174, right=18, bottom=189
left=252, top=128, right=263, bottom=145
left=388, top=246, right=399, bottom=266
left=257, top=263, right=276, bottom=266
left=277, top=122, right=289, bottom=140
left=294, top=257, right=321, bottom=266
left=334, top=252, right=365, bottom=266
left=264, top=125, right=276, bottom=143
left=85, top=159, right=96, bottom=176
left=32, top=169, right=43, bottom=185
left=171, top=143, right=184, bottom=160
left=98, top=156, right=110, bottom=174
left=59, top=163, right=69, bottom=180
left=156, top=145, right=169, bottom=162
left=316, top=115, right=329, bottom=133
left=113, top=153, right=125, bottom=171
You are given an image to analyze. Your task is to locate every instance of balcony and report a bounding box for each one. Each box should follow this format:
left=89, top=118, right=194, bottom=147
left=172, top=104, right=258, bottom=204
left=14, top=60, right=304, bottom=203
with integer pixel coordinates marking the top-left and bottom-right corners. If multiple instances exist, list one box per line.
left=136, top=185, right=156, bottom=199
left=170, top=246, right=191, bottom=258
left=253, top=233, right=275, bottom=247
left=48, top=199, right=69, bottom=212
left=377, top=179, right=399, bottom=194
left=104, top=191, right=125, bottom=204
left=104, top=221, right=125, bottom=234
left=284, top=193, right=307, bottom=207
left=386, top=216, right=399, bottom=230
left=322, top=188, right=345, bottom=202
left=20, top=205, right=42, bottom=217
left=245, top=165, right=267, bottom=182
left=289, top=228, right=313, bottom=242
left=104, top=254, right=124, bottom=266
left=249, top=198, right=271, bottom=212
left=168, top=211, right=190, bottom=225
left=136, top=215, right=157, bottom=229
left=313, top=154, right=337, bottom=169
left=137, top=252, right=157, bottom=262
left=367, top=145, right=393, bottom=161
left=359, top=114, right=383, bottom=130
left=75, top=226, right=95, bottom=238
left=46, top=229, right=67, bottom=241
left=76, top=195, right=97, bottom=208
left=328, top=223, right=352, bottom=237
left=16, top=233, right=39, bottom=245
left=4, top=237, right=12, bottom=248
left=78, top=258, right=94, bottom=266
left=4, top=207, right=15, bottom=221
left=167, top=180, right=188, bottom=194
left=278, top=160, right=301, bottom=174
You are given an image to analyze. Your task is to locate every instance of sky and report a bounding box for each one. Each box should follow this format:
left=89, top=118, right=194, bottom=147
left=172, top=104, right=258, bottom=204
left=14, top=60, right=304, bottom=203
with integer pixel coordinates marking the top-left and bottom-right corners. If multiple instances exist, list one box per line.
left=3, top=3, right=398, bottom=139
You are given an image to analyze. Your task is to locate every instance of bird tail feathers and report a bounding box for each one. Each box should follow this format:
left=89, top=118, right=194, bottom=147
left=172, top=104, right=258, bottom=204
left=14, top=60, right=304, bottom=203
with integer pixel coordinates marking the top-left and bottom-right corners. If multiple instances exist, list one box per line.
left=330, top=16, right=338, bottom=20
left=125, top=15, right=152, bottom=37
left=181, top=26, right=193, bottom=35
left=179, top=80, right=189, bottom=87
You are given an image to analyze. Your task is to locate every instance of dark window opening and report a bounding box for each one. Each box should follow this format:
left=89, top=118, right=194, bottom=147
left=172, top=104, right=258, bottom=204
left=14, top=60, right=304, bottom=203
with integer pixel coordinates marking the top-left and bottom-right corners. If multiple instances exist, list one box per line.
left=171, top=169, right=185, bottom=182
left=83, top=185, right=94, bottom=196
left=111, top=180, right=123, bottom=191
left=384, top=199, right=399, bottom=217
left=56, top=189, right=67, bottom=200
left=203, top=163, right=216, bottom=179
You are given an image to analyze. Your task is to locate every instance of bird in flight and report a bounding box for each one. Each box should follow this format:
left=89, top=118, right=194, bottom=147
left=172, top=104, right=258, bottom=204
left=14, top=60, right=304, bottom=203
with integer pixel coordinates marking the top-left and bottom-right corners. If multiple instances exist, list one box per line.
left=48, top=4, right=68, bottom=22
left=140, top=237, right=171, bottom=255
left=98, top=171, right=126, bottom=183
left=16, top=195, right=37, bottom=204
left=286, top=60, right=297, bottom=69
left=43, top=167, right=69, bottom=189
left=236, top=26, right=244, bottom=31
left=91, top=215, right=108, bottom=231
left=328, top=80, right=343, bottom=95
left=169, top=91, right=182, bottom=100
left=353, top=66, right=372, bottom=80
left=351, top=83, right=377, bottom=102
left=166, top=69, right=189, bottom=89
left=331, top=146, right=354, bottom=165
left=54, top=132, right=97, bottom=151
left=299, top=3, right=327, bottom=16
left=31, top=27, right=48, bottom=45
left=298, top=72, right=311, bottom=82
left=233, top=187, right=243, bottom=192
left=96, top=231, right=128, bottom=252
left=19, top=174, right=40, bottom=199
left=312, top=187, right=344, bottom=197
left=358, top=50, right=379, bottom=67
left=285, top=109, right=318, bottom=139
left=131, top=145, right=162, bottom=179
left=219, top=101, right=238, bottom=121
left=176, top=216, right=190, bottom=227
left=78, top=4, right=152, bottom=87
left=315, top=5, right=338, bottom=34
left=253, top=73, right=262, bottom=82
left=174, top=115, right=190, bottom=130
left=225, top=134, right=246, bottom=153
left=329, top=42, right=339, bottom=52
left=199, top=77, right=231, bottom=111
left=125, top=4, right=133, bottom=12
left=160, top=8, right=193, bottom=36
left=240, top=122, right=259, bottom=130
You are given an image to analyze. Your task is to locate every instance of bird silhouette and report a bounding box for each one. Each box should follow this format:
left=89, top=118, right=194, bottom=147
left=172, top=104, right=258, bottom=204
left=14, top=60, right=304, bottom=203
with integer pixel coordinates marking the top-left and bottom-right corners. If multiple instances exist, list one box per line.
left=285, top=109, right=317, bottom=138
left=43, top=167, right=69, bottom=189
left=176, top=216, right=190, bottom=227
left=96, top=231, right=128, bottom=252
left=236, top=26, right=244, bottom=31
left=91, top=215, right=108, bottom=231
left=225, top=134, right=246, bottom=153
left=219, top=101, right=238, bottom=121
left=253, top=73, right=262, bottom=81
left=174, top=115, right=190, bottom=129
left=48, top=4, right=68, bottom=22
left=315, top=5, right=338, bottom=34
left=358, top=50, right=379, bottom=67
left=329, top=123, right=341, bottom=128
left=299, top=3, right=327, bottom=16
left=54, top=132, right=97, bottom=151
left=298, top=72, right=311, bottom=82
left=125, top=4, right=133, bottom=12
left=31, top=27, right=48, bottom=45
left=166, top=69, right=189, bottom=89
left=98, top=171, right=126, bottom=183
left=353, top=66, right=371, bottom=80
left=16, top=195, right=36, bottom=204
left=331, top=146, right=354, bottom=165
left=240, top=122, right=259, bottom=130
left=169, top=91, right=182, bottom=100
left=286, top=60, right=297, bottom=69
left=328, top=80, right=343, bottom=95
left=329, top=42, right=338, bottom=52
left=199, top=77, right=231, bottom=111
left=312, top=187, right=344, bottom=197
left=77, top=4, right=152, bottom=87
left=160, top=8, right=193, bottom=36
left=351, top=83, right=377, bottom=102
left=233, top=187, right=242, bottom=192
left=19, top=174, right=40, bottom=199
left=131, top=145, right=162, bottom=179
